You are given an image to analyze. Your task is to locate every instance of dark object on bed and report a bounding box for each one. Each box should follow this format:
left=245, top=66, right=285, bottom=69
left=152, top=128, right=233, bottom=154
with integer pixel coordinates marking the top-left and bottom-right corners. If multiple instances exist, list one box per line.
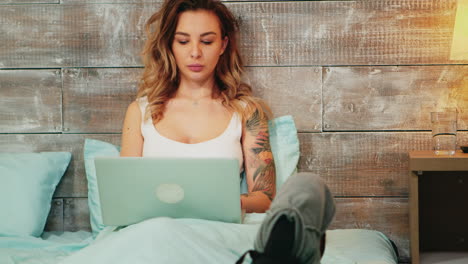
left=237, top=173, right=335, bottom=264
left=389, top=239, right=400, bottom=259
left=236, top=215, right=300, bottom=264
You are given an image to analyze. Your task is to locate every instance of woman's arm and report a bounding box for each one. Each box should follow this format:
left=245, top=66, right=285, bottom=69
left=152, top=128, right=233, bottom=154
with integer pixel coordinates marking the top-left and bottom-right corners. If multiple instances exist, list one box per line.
left=241, top=107, right=276, bottom=213
left=120, top=101, right=144, bottom=157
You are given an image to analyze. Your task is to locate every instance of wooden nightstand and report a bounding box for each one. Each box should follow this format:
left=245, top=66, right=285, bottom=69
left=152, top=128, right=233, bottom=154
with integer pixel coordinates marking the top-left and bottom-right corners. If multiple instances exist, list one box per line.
left=409, top=151, right=468, bottom=264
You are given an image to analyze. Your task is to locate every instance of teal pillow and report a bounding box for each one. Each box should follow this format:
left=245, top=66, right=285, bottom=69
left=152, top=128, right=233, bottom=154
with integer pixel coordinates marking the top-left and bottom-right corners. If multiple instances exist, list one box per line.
left=240, top=115, right=300, bottom=193
left=322, top=229, right=398, bottom=264
left=268, top=115, right=300, bottom=191
left=0, top=152, right=71, bottom=237
left=83, top=139, right=120, bottom=238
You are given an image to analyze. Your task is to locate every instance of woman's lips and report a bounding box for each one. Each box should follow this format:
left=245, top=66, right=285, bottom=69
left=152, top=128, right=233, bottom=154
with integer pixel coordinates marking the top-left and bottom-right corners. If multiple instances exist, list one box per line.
left=188, top=64, right=204, bottom=72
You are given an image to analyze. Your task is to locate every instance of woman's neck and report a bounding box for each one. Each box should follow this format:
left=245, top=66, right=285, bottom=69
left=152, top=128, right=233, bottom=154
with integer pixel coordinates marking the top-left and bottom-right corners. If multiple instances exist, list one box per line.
left=176, top=78, right=218, bottom=101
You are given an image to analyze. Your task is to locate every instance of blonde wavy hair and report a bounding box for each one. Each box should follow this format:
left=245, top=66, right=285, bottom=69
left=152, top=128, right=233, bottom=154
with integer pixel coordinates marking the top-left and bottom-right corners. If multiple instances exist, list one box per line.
left=137, top=0, right=271, bottom=124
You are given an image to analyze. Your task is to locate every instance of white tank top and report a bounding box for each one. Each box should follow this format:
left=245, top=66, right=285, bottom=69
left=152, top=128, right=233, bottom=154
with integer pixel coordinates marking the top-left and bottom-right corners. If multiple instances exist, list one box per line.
left=137, top=96, right=244, bottom=172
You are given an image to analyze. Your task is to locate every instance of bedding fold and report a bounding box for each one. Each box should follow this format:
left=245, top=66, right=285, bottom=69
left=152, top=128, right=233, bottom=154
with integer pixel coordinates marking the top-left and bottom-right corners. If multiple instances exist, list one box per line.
left=0, top=215, right=398, bottom=264
left=0, top=231, right=92, bottom=264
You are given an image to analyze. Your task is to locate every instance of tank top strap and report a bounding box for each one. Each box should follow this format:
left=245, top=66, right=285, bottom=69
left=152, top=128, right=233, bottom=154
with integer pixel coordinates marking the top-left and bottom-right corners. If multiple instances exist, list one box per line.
left=238, top=100, right=248, bottom=110
left=136, top=96, right=149, bottom=125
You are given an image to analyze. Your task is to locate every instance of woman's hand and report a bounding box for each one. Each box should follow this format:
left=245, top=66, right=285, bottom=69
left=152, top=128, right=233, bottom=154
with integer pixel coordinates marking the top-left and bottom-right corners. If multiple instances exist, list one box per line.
left=240, top=107, right=276, bottom=213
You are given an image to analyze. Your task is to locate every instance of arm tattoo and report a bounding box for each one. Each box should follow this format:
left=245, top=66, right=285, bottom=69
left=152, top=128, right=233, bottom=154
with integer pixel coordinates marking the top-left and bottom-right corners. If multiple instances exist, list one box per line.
left=251, top=162, right=275, bottom=200
left=245, top=109, right=276, bottom=201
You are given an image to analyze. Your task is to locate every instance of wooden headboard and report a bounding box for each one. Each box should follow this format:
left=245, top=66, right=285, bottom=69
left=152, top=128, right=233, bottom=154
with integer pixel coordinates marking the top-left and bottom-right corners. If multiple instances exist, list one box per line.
left=1, top=1, right=468, bottom=261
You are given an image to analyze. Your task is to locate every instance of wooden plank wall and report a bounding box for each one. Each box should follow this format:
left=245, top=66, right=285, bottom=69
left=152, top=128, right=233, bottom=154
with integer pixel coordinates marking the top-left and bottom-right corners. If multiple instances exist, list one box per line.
left=1, top=0, right=467, bottom=261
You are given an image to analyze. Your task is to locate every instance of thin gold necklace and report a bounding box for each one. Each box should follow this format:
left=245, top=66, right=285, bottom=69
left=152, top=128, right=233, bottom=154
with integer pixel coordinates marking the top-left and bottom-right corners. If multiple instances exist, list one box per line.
left=192, top=94, right=209, bottom=106
left=191, top=87, right=215, bottom=106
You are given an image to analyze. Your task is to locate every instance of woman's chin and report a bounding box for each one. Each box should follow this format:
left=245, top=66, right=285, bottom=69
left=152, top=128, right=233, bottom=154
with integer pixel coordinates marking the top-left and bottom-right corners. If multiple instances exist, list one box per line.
left=180, top=72, right=214, bottom=84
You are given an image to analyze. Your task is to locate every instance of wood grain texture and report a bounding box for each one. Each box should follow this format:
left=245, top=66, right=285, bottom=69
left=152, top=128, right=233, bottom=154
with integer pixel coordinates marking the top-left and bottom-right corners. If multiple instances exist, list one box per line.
left=244, top=67, right=322, bottom=132
left=60, top=0, right=154, bottom=3
left=330, top=197, right=409, bottom=258
left=298, top=132, right=468, bottom=196
left=62, top=67, right=321, bottom=133
left=409, top=170, right=419, bottom=264
left=410, top=150, right=468, bottom=171
left=64, top=198, right=91, bottom=232
left=0, top=0, right=462, bottom=68
left=0, top=69, right=62, bottom=133
left=62, top=68, right=140, bottom=133
left=59, top=0, right=280, bottom=3
left=45, top=199, right=64, bottom=232
left=323, top=66, right=468, bottom=131
left=0, top=3, right=154, bottom=68
left=60, top=0, right=153, bottom=3
left=0, top=0, right=59, bottom=4
left=0, top=134, right=121, bottom=197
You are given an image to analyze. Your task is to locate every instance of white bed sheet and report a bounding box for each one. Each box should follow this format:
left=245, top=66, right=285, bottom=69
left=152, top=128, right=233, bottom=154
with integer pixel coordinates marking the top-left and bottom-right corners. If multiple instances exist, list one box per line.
left=0, top=214, right=398, bottom=264
left=0, top=231, right=92, bottom=264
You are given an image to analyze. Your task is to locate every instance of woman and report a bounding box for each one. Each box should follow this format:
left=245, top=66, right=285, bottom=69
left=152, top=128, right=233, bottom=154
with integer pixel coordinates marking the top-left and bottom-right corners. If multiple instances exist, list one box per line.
left=119, top=1, right=335, bottom=263
left=120, top=0, right=275, bottom=213
left=62, top=1, right=335, bottom=263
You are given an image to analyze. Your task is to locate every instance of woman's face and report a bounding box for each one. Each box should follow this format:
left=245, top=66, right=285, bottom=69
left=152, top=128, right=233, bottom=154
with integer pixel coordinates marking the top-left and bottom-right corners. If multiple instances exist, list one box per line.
left=172, top=10, right=228, bottom=85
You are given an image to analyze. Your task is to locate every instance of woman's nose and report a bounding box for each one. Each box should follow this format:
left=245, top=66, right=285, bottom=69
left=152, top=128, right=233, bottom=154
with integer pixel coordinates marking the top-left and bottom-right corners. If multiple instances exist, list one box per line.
left=190, top=43, right=201, bottom=58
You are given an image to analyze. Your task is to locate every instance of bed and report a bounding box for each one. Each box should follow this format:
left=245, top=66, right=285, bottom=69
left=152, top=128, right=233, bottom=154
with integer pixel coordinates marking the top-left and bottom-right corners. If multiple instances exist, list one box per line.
left=1, top=116, right=399, bottom=263
left=1, top=220, right=398, bottom=264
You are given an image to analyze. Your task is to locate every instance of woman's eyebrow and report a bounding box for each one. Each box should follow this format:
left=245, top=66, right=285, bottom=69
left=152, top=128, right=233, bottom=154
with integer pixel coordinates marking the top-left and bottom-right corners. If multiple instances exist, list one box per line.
left=174, top=32, right=217, bottom=37
left=200, top=32, right=217, bottom=37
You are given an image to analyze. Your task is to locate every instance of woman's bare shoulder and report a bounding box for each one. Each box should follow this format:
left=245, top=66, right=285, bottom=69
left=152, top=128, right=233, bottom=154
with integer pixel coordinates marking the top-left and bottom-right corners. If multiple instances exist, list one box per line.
left=123, top=100, right=144, bottom=124
left=127, top=100, right=141, bottom=114
left=121, top=100, right=144, bottom=157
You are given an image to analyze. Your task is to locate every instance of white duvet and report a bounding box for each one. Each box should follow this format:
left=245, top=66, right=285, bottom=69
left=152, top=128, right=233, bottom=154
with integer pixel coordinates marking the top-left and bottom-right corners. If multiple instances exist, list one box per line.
left=60, top=215, right=264, bottom=264
left=1, top=214, right=397, bottom=264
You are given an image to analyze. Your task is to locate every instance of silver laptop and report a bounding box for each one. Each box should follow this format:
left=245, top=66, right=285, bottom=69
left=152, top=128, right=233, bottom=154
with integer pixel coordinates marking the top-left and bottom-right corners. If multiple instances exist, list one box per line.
left=94, top=157, right=241, bottom=226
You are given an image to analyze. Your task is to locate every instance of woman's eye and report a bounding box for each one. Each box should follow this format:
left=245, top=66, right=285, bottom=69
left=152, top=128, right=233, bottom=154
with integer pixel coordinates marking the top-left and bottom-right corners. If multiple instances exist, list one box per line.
left=178, top=40, right=189, bottom=45
left=202, top=41, right=212, bottom=45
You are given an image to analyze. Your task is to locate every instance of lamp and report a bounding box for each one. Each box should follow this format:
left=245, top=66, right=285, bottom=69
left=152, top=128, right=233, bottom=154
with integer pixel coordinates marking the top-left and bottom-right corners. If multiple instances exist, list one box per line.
left=450, top=0, right=468, bottom=60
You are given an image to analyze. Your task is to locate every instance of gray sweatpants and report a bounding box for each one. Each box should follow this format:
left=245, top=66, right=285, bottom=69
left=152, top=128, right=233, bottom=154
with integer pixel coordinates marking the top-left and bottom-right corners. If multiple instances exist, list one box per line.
left=254, top=172, right=336, bottom=264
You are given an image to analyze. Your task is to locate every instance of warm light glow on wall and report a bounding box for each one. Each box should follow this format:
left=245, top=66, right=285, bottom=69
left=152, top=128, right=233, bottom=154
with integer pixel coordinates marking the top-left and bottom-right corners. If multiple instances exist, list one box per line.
left=451, top=0, right=468, bottom=60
